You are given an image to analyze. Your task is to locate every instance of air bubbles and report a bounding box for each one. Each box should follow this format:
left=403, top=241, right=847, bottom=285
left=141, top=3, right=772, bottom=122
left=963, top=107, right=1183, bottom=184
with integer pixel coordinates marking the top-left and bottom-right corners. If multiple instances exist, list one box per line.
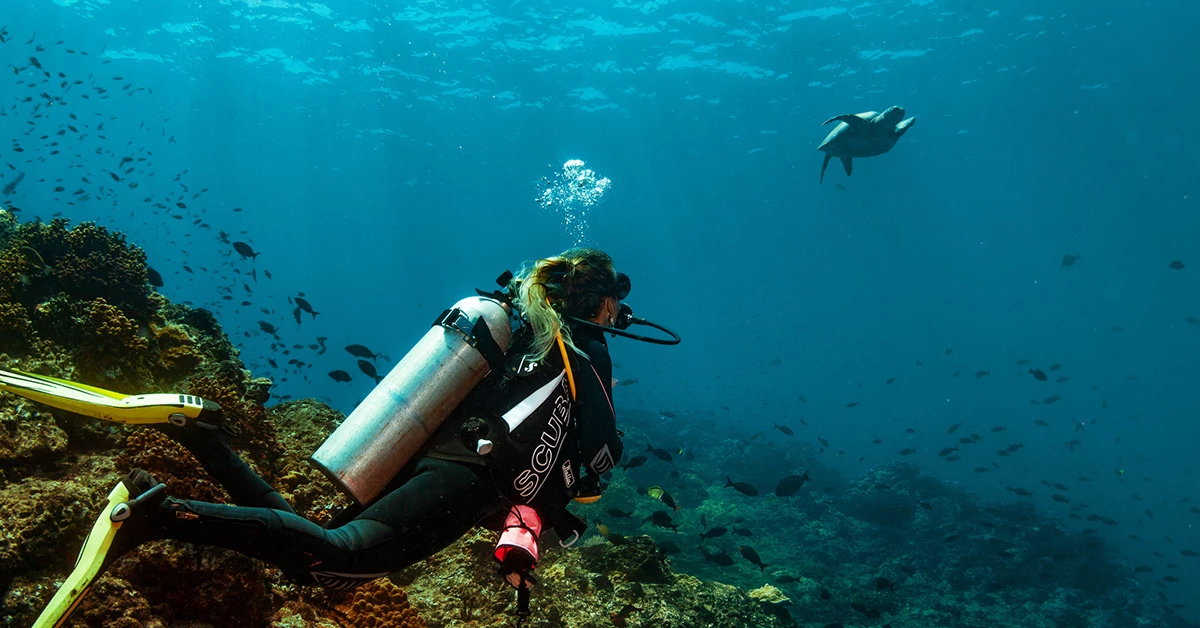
left=537, top=159, right=611, bottom=245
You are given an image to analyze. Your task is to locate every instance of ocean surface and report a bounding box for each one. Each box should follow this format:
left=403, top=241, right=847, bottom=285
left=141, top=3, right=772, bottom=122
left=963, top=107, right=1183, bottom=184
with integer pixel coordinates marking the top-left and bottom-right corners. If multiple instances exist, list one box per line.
left=2, top=0, right=1198, bottom=622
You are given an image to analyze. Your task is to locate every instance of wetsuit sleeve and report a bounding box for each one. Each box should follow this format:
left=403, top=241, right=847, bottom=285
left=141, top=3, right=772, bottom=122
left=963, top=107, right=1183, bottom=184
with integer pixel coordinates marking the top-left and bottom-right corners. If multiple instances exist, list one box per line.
left=576, top=335, right=622, bottom=475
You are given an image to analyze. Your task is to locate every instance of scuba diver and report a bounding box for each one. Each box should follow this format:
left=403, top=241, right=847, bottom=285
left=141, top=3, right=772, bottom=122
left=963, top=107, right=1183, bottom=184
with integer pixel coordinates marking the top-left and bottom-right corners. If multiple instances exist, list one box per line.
left=0, top=247, right=681, bottom=628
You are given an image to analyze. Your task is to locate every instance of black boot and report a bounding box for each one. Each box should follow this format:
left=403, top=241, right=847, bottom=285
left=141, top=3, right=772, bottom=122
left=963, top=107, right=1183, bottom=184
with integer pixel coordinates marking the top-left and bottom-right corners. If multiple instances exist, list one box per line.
left=100, top=469, right=170, bottom=571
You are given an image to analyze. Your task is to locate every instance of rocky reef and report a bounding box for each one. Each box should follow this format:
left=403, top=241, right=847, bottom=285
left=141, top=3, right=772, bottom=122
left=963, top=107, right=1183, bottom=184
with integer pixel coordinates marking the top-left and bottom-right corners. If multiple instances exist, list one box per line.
left=0, top=211, right=415, bottom=627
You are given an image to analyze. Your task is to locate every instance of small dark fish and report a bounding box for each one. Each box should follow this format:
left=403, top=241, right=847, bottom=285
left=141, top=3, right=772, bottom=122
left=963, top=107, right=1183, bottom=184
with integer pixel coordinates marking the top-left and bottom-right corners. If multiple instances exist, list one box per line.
left=875, top=576, right=895, bottom=591
left=774, top=574, right=799, bottom=584
left=293, top=307, right=302, bottom=325
left=345, top=344, right=380, bottom=362
left=701, top=548, right=734, bottom=567
left=621, top=455, right=647, bottom=470
left=258, top=320, right=279, bottom=338
left=845, top=402, right=859, bottom=408
left=732, top=526, right=753, bottom=537
left=975, top=370, right=990, bottom=378
left=328, top=369, right=351, bottom=383
left=1007, top=486, right=1033, bottom=497
left=294, top=296, right=319, bottom=318
left=146, top=266, right=164, bottom=288
left=1061, top=254, right=1080, bottom=267
left=773, top=423, right=794, bottom=436
left=944, top=534, right=963, bottom=542
left=775, top=471, right=812, bottom=497
left=605, top=508, right=633, bottom=519
left=645, top=443, right=673, bottom=461
left=232, top=241, right=259, bottom=261
left=1030, top=368, right=1048, bottom=381
left=617, top=378, right=639, bottom=386
left=738, top=545, right=768, bottom=572
left=357, top=359, right=383, bottom=384
left=990, top=425, right=1006, bottom=433
left=899, top=448, right=916, bottom=456
left=644, top=510, right=678, bottom=532
left=699, top=526, right=727, bottom=540
left=1181, top=550, right=1199, bottom=557
left=725, top=476, right=759, bottom=496
left=1034, top=419, right=1049, bottom=427
left=817, top=437, right=830, bottom=448
left=947, top=422, right=962, bottom=434
left=1169, top=260, right=1185, bottom=270
left=937, top=446, right=959, bottom=457
left=1051, top=494, right=1070, bottom=503
left=656, top=541, right=681, bottom=554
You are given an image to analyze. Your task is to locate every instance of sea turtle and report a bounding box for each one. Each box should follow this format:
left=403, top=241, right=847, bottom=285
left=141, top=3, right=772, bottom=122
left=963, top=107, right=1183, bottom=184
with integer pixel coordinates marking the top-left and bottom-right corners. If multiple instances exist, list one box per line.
left=816, top=106, right=915, bottom=183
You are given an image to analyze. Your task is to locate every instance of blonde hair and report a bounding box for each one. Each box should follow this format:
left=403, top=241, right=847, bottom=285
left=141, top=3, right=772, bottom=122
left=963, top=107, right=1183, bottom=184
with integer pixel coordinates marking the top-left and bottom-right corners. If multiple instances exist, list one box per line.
left=510, top=248, right=618, bottom=364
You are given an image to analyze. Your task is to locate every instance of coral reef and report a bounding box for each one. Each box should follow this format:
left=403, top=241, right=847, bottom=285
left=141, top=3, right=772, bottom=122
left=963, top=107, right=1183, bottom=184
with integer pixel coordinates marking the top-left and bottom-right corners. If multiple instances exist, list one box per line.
left=0, top=216, right=417, bottom=628
left=397, top=528, right=790, bottom=628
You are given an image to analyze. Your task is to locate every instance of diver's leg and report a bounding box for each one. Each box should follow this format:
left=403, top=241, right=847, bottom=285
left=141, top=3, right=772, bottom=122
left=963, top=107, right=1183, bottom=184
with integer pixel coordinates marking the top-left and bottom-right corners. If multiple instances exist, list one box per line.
left=152, top=458, right=500, bottom=588
left=156, top=425, right=294, bottom=513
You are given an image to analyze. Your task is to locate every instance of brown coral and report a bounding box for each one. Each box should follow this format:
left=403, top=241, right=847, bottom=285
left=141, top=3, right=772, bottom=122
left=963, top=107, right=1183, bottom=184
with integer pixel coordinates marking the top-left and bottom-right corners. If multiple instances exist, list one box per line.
left=111, top=541, right=271, bottom=626
left=116, top=429, right=226, bottom=504
left=0, top=301, right=32, bottom=352
left=12, top=218, right=153, bottom=321
left=150, top=321, right=203, bottom=378
left=0, top=476, right=92, bottom=573
left=331, top=579, right=427, bottom=628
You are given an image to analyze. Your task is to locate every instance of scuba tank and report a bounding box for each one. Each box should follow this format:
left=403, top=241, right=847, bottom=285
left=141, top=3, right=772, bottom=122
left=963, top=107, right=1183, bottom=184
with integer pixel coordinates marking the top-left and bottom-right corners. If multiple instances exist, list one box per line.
left=311, top=295, right=514, bottom=505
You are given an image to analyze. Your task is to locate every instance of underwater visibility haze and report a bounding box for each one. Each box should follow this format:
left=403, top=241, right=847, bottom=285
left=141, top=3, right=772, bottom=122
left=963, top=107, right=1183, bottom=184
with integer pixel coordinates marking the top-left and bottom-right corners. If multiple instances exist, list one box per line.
left=1, top=0, right=1199, bottom=626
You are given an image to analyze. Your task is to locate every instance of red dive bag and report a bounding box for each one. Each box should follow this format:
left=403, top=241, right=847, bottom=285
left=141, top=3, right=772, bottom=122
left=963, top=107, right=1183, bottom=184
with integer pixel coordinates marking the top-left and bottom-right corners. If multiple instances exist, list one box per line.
left=494, top=505, right=542, bottom=572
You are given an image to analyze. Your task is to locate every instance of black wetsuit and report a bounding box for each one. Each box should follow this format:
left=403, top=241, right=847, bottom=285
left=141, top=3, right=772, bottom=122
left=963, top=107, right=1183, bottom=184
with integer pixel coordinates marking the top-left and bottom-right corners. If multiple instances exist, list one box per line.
left=150, top=322, right=621, bottom=591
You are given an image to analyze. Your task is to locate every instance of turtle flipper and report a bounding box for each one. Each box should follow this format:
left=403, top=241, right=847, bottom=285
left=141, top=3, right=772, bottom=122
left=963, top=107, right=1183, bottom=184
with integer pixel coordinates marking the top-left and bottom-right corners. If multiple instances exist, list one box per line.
left=820, top=153, right=832, bottom=183
left=822, top=114, right=871, bottom=132
left=841, top=158, right=853, bottom=177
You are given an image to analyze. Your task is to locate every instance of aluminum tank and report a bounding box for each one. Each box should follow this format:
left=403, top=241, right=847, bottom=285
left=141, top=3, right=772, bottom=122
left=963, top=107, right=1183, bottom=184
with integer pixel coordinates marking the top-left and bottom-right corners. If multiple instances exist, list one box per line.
left=310, top=296, right=513, bottom=504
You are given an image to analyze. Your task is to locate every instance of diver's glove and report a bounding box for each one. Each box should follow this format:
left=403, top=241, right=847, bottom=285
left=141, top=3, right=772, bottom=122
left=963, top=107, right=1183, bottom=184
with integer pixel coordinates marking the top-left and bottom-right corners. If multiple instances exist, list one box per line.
left=501, top=568, right=537, bottom=590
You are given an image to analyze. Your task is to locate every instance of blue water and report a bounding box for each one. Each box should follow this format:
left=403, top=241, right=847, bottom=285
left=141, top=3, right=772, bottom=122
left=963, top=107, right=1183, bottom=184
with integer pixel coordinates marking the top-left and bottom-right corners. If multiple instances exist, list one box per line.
left=3, top=0, right=1198, bottom=620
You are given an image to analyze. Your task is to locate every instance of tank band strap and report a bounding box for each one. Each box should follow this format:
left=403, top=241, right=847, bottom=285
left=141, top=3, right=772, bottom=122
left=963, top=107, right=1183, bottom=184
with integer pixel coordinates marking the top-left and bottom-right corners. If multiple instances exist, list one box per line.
left=433, top=306, right=507, bottom=373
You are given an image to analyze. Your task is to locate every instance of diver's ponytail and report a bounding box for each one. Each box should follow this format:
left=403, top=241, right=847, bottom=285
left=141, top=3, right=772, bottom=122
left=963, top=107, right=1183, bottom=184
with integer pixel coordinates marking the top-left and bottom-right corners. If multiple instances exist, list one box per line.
left=511, top=248, right=616, bottom=364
